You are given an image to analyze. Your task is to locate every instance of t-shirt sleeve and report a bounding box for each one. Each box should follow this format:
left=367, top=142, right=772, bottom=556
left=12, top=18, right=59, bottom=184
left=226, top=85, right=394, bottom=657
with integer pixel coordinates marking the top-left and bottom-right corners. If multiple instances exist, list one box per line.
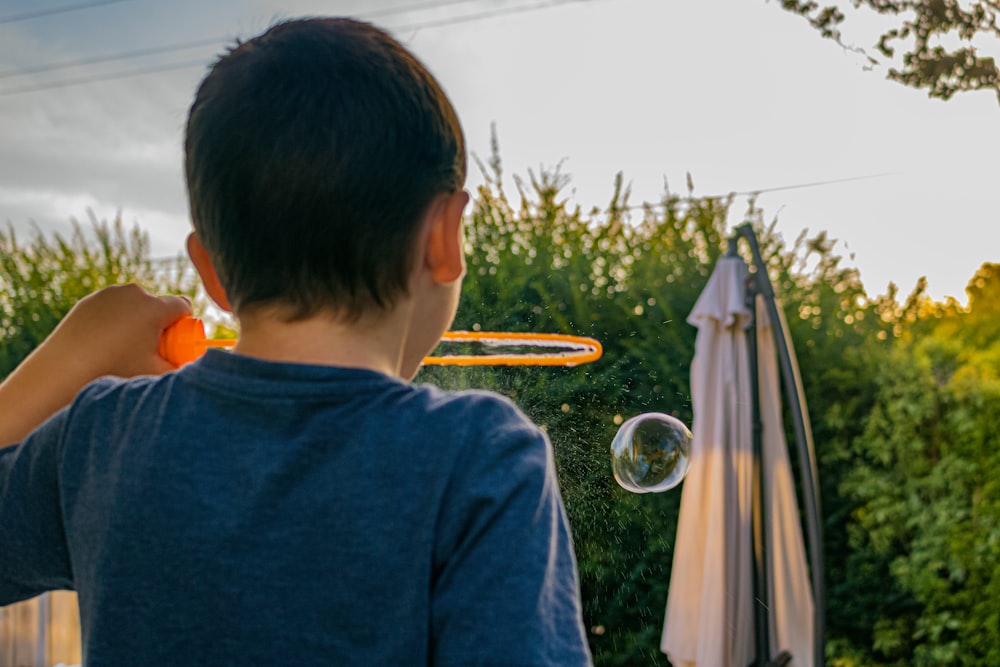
left=430, top=397, right=593, bottom=667
left=0, top=408, right=74, bottom=604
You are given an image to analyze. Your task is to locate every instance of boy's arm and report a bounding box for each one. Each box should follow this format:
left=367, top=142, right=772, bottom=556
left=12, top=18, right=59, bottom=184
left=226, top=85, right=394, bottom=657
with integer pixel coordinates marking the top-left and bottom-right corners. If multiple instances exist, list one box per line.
left=0, top=284, right=191, bottom=447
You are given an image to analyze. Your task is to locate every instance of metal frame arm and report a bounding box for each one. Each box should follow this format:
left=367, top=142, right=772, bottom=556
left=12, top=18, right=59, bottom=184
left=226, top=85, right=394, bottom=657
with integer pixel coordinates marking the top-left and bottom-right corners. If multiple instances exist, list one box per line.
left=731, top=223, right=826, bottom=667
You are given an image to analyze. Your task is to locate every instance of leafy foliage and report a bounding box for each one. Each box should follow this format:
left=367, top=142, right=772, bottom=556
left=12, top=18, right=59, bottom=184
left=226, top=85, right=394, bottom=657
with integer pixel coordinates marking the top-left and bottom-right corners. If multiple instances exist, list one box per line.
left=838, top=263, right=1000, bottom=665
left=0, top=214, right=198, bottom=378
left=779, top=0, right=1000, bottom=101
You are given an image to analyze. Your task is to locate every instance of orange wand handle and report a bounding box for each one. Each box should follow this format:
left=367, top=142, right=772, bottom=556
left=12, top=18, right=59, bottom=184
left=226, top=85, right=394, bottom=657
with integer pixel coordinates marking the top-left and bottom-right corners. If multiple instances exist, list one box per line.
left=159, top=317, right=602, bottom=368
left=159, top=317, right=234, bottom=367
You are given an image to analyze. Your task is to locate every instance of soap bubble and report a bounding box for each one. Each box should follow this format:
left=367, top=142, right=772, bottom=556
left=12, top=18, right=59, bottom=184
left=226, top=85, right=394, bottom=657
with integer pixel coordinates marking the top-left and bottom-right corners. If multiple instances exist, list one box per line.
left=611, top=412, right=691, bottom=493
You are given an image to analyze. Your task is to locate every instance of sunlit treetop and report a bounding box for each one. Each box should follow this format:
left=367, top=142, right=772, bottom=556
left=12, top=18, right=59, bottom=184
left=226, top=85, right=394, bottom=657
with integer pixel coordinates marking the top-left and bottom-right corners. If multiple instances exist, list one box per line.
left=780, top=0, right=1000, bottom=102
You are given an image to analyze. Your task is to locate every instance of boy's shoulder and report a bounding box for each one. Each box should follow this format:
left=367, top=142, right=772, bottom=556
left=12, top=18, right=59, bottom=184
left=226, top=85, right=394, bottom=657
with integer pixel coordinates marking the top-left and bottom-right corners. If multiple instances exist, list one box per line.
left=57, top=357, right=547, bottom=473
left=77, top=373, right=155, bottom=396
left=423, top=384, right=541, bottom=438
left=67, top=354, right=539, bottom=437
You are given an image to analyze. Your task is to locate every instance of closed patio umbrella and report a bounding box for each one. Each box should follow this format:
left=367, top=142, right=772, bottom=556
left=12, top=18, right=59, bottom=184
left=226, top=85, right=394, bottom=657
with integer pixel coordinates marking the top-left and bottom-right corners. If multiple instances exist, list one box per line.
left=660, top=225, right=822, bottom=667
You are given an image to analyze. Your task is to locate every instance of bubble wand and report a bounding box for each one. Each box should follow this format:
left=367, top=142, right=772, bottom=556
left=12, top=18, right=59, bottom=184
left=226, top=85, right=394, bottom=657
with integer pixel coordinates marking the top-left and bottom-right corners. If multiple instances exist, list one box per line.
left=159, top=316, right=603, bottom=368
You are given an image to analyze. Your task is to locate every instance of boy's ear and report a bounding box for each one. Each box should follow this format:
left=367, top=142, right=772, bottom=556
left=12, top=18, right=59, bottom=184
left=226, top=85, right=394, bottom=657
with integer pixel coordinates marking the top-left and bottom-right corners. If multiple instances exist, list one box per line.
left=186, top=233, right=232, bottom=312
left=425, top=190, right=470, bottom=284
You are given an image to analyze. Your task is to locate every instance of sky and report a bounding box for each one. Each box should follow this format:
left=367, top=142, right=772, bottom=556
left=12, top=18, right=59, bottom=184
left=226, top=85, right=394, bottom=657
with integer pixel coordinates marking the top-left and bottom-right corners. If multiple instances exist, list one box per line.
left=1, top=0, right=998, bottom=303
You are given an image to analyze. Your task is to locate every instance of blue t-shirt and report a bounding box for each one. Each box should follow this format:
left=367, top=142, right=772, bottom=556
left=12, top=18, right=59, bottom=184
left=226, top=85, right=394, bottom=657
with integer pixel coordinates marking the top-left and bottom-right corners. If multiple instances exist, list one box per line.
left=0, top=350, right=592, bottom=666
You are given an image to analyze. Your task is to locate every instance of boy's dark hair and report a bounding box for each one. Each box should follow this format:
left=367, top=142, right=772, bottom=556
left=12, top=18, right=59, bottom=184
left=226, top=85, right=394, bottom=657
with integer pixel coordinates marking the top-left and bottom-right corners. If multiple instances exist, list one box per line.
left=184, top=18, right=466, bottom=319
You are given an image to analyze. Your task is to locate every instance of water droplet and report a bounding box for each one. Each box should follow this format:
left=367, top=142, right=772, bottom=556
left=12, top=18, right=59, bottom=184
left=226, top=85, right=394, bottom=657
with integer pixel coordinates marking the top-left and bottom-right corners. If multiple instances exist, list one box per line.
left=610, top=412, right=691, bottom=493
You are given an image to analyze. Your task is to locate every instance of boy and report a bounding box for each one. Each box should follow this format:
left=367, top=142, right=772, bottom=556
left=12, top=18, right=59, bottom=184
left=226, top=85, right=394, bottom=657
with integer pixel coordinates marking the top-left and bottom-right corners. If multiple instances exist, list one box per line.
left=0, top=18, right=592, bottom=665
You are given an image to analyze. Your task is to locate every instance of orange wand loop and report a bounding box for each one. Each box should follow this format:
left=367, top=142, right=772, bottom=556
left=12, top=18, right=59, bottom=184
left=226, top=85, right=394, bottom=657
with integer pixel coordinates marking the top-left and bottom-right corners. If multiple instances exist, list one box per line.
left=159, top=317, right=602, bottom=368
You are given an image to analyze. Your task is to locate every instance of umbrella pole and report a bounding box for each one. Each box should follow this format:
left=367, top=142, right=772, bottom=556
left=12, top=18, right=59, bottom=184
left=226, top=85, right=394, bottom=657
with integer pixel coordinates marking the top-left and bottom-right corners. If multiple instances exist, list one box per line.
left=745, top=275, right=773, bottom=667
left=732, top=223, right=826, bottom=667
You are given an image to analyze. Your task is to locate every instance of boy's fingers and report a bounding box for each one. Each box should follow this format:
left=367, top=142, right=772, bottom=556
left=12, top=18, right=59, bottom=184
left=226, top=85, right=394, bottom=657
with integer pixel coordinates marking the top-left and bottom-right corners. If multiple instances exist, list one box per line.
left=156, top=295, right=194, bottom=326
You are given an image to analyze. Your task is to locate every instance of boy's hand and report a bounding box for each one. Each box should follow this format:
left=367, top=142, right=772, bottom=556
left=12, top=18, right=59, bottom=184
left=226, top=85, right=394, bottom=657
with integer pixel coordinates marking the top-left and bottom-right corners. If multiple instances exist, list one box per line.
left=0, top=284, right=192, bottom=447
left=49, top=284, right=192, bottom=378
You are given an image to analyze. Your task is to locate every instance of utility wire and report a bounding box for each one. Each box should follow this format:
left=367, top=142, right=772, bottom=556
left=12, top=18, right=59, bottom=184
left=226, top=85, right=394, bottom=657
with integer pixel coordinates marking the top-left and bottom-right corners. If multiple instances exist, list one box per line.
left=393, top=0, right=586, bottom=33
left=740, top=172, right=895, bottom=196
left=0, top=0, right=583, bottom=96
left=0, top=58, right=207, bottom=97
left=0, top=0, right=478, bottom=80
left=0, top=0, right=133, bottom=26
left=0, top=37, right=218, bottom=80
left=364, top=0, right=481, bottom=20
left=621, top=172, right=896, bottom=211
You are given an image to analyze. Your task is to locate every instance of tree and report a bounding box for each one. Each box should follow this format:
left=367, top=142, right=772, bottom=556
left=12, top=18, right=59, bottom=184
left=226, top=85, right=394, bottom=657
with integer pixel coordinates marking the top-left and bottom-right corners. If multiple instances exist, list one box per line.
left=779, top=0, right=1000, bottom=101
left=0, top=215, right=199, bottom=377
left=838, top=263, right=1000, bottom=665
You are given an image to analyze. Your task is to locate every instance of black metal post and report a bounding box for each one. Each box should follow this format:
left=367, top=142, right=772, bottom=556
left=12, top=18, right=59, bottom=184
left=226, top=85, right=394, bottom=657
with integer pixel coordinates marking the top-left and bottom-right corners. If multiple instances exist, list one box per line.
left=730, top=223, right=826, bottom=667
left=746, top=274, right=771, bottom=667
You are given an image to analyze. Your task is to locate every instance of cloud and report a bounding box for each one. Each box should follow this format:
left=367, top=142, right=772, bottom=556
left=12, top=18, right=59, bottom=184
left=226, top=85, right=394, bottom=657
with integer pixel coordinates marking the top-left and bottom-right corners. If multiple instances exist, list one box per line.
left=0, top=47, right=200, bottom=252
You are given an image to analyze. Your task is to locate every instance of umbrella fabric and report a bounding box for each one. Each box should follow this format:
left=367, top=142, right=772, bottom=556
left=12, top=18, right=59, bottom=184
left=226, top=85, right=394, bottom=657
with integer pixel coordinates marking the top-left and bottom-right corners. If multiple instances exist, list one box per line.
left=757, top=299, right=814, bottom=666
left=660, top=257, right=814, bottom=667
left=661, top=256, right=754, bottom=667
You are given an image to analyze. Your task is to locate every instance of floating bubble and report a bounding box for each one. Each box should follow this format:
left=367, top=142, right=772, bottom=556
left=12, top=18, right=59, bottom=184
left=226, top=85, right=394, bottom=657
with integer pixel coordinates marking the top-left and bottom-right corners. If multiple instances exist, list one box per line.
left=611, top=412, right=692, bottom=493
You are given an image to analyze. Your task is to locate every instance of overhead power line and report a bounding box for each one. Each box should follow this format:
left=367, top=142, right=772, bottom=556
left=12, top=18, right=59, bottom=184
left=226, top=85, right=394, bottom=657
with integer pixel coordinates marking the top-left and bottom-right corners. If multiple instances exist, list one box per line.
left=742, top=172, right=896, bottom=196
left=0, top=58, right=207, bottom=97
left=0, top=0, right=133, bottom=26
left=0, top=0, right=483, bottom=80
left=0, top=0, right=482, bottom=79
left=393, top=0, right=587, bottom=33
left=621, top=172, right=897, bottom=211
left=0, top=0, right=587, bottom=97
left=0, top=37, right=218, bottom=80
left=363, top=0, right=480, bottom=20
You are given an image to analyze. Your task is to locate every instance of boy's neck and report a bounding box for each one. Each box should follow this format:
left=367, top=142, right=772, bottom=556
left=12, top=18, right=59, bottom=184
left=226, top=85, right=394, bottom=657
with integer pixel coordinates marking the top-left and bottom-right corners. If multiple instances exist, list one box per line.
left=230, top=304, right=416, bottom=379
